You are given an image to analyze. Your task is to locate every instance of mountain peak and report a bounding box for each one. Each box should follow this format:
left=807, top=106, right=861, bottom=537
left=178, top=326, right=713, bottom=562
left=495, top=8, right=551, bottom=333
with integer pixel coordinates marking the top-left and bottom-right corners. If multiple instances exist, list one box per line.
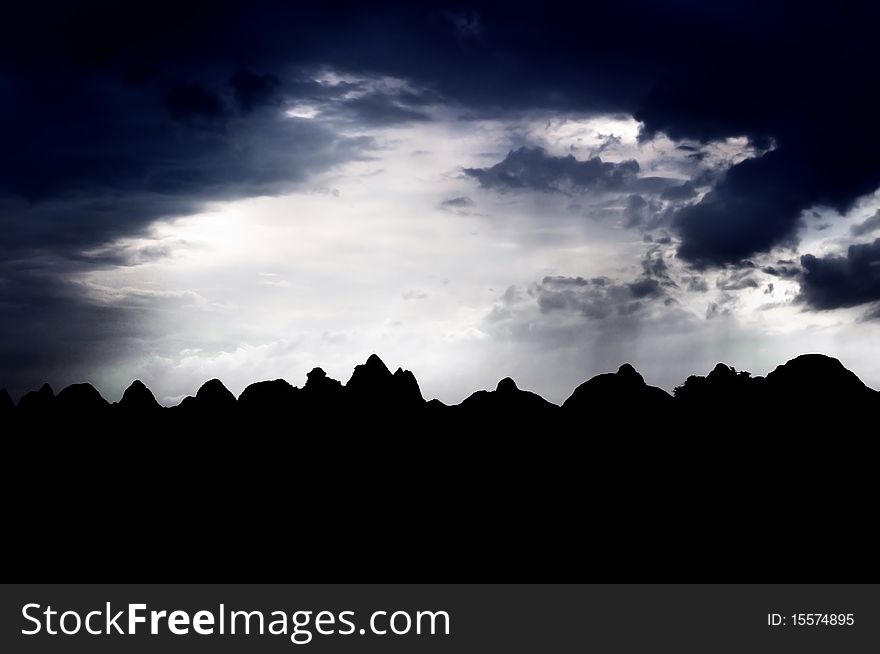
left=196, top=379, right=237, bottom=406
left=307, top=367, right=327, bottom=383
left=767, top=353, right=869, bottom=397
left=708, top=363, right=736, bottom=381
left=392, top=367, right=424, bottom=403
left=56, top=383, right=108, bottom=411
left=347, top=354, right=393, bottom=390
left=562, top=362, right=668, bottom=413
left=18, top=383, right=55, bottom=412
left=365, top=353, right=390, bottom=371
left=616, top=363, right=644, bottom=384
left=304, top=367, right=343, bottom=396
left=120, top=379, right=161, bottom=412
left=496, top=377, right=518, bottom=393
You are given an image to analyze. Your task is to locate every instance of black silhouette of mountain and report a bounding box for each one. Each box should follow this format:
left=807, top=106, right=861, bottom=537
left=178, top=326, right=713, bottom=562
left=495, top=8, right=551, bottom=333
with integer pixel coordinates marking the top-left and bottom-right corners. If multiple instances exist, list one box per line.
left=171, top=378, right=238, bottom=426
left=457, top=376, right=557, bottom=428
left=55, top=383, right=109, bottom=417
left=5, top=351, right=878, bottom=581
left=16, top=382, right=54, bottom=414
left=0, top=388, right=13, bottom=415
left=345, top=354, right=425, bottom=416
left=766, top=353, right=876, bottom=403
left=239, top=378, right=300, bottom=414
left=3, top=353, right=878, bottom=432
left=301, top=366, right=344, bottom=417
left=562, top=363, right=673, bottom=424
left=119, top=379, right=163, bottom=414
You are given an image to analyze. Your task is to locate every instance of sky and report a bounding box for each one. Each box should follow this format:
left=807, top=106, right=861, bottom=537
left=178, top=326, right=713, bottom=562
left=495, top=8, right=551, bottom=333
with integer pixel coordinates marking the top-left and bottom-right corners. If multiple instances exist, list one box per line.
left=3, top=1, right=880, bottom=404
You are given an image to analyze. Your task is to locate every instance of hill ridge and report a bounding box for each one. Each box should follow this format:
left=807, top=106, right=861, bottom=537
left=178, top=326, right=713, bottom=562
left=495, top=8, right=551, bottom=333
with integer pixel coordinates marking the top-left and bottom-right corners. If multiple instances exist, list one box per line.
left=1, top=353, right=876, bottom=433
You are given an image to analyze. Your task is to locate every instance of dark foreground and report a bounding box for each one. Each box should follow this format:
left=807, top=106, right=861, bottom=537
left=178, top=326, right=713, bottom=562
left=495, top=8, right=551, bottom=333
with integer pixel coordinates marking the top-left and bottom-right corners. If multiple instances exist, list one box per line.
left=3, top=353, right=876, bottom=581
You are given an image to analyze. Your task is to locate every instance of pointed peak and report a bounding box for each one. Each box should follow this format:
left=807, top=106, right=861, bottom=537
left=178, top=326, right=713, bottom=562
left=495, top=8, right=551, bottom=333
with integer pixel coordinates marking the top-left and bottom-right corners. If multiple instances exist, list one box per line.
left=364, top=353, right=391, bottom=373
left=18, top=383, right=56, bottom=411
left=196, top=378, right=236, bottom=404
left=393, top=367, right=416, bottom=380
left=347, top=354, right=393, bottom=389
left=121, top=379, right=161, bottom=410
left=496, top=377, right=518, bottom=393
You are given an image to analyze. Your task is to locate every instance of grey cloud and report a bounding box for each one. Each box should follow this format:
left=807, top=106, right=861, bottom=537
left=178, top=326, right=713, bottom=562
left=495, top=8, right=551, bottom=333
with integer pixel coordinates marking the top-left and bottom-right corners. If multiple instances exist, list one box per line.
left=861, top=304, right=880, bottom=321
left=334, top=92, right=432, bottom=125
left=660, top=181, right=697, bottom=201
left=706, top=293, right=736, bottom=319
left=441, top=196, right=474, bottom=209
left=641, top=246, right=674, bottom=283
left=464, top=146, right=640, bottom=195
left=850, top=211, right=880, bottom=237
left=762, top=262, right=800, bottom=278
left=684, top=276, right=709, bottom=292
left=290, top=77, right=438, bottom=126
left=716, top=269, right=759, bottom=291
left=623, top=194, right=649, bottom=228
left=536, top=274, right=664, bottom=320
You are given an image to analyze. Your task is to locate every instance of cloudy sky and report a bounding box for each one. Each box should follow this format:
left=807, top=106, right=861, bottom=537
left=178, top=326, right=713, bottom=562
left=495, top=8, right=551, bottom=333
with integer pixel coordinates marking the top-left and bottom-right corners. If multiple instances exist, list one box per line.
left=3, top=1, right=880, bottom=404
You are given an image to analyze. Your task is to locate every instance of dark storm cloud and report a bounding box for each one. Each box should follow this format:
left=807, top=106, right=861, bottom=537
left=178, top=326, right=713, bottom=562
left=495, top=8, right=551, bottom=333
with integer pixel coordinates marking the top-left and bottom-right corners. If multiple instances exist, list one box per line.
left=0, top=109, right=373, bottom=264
left=850, top=211, right=880, bottom=238
left=163, top=82, right=227, bottom=120
left=464, top=147, right=639, bottom=194
left=230, top=70, right=281, bottom=113
left=7, top=1, right=879, bottom=261
left=4, top=0, right=880, bottom=388
left=1, top=10, right=377, bottom=392
left=674, top=149, right=805, bottom=267
left=799, top=239, right=880, bottom=310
